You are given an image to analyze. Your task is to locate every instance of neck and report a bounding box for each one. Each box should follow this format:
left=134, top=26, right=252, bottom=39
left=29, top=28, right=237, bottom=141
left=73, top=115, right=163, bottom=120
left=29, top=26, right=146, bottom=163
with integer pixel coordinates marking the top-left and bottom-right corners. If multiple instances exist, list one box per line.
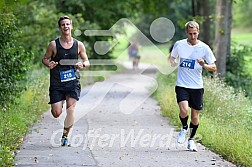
left=187, top=39, right=198, bottom=45
left=60, top=36, right=72, bottom=43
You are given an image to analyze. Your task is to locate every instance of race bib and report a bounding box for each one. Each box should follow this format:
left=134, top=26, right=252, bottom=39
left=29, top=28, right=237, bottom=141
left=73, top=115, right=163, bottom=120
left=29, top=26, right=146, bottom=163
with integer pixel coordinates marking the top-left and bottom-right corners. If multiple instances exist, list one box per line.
left=60, top=69, right=76, bottom=82
left=180, top=58, right=195, bottom=69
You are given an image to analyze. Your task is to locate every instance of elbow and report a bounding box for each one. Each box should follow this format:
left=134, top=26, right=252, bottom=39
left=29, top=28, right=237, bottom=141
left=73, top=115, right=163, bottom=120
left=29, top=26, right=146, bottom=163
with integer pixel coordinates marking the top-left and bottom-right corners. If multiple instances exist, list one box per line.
left=213, top=64, right=217, bottom=72
left=210, top=66, right=217, bottom=72
left=42, top=58, right=46, bottom=66
left=213, top=67, right=217, bottom=72
left=209, top=63, right=217, bottom=72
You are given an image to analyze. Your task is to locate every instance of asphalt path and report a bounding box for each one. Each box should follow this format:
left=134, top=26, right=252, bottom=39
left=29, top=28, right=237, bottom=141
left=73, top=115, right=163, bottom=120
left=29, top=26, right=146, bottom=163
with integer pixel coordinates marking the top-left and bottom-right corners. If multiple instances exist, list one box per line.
left=14, top=62, right=236, bottom=167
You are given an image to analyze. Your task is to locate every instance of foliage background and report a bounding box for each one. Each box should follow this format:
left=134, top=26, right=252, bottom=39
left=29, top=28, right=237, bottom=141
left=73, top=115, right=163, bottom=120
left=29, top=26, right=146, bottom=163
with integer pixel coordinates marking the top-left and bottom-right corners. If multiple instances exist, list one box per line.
left=0, top=0, right=252, bottom=166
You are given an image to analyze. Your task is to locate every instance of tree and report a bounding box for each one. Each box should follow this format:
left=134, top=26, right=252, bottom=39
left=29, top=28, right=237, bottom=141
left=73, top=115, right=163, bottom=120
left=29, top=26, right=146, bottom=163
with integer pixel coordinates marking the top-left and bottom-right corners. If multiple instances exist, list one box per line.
left=0, top=4, right=32, bottom=109
left=214, top=0, right=232, bottom=77
left=191, top=0, right=215, bottom=46
left=16, top=1, right=61, bottom=63
left=233, top=0, right=252, bottom=29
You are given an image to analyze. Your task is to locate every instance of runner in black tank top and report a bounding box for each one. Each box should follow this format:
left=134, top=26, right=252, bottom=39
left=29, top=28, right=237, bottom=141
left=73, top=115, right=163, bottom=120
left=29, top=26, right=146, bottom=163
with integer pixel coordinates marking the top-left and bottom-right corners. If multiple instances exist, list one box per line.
left=48, top=38, right=81, bottom=104
left=42, top=16, right=90, bottom=146
left=50, top=38, right=79, bottom=87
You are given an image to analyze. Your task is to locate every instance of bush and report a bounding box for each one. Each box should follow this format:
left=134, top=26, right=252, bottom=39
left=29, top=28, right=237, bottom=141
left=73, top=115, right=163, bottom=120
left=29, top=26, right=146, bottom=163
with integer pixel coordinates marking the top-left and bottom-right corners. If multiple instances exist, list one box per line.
left=0, top=11, right=33, bottom=109
left=0, top=67, right=49, bottom=166
left=225, top=43, right=252, bottom=98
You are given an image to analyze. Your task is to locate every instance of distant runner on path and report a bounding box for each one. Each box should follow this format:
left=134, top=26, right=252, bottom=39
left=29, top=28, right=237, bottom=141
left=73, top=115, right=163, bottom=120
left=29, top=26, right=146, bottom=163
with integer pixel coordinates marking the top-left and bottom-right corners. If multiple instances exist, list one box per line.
left=128, top=40, right=141, bottom=70
left=170, top=20, right=217, bottom=152
left=42, top=15, right=90, bottom=146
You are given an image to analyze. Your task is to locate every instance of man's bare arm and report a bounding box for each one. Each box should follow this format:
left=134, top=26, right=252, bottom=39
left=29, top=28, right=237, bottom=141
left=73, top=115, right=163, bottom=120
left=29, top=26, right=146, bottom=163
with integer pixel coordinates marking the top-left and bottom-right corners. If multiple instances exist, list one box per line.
left=197, top=58, right=217, bottom=72
left=42, top=41, right=58, bottom=69
left=76, top=41, right=90, bottom=68
left=170, top=56, right=178, bottom=67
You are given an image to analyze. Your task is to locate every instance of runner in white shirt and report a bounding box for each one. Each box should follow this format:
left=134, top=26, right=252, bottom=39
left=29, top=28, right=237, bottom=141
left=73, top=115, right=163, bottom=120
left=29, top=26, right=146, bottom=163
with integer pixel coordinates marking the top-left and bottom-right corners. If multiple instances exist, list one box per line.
left=170, top=21, right=217, bottom=151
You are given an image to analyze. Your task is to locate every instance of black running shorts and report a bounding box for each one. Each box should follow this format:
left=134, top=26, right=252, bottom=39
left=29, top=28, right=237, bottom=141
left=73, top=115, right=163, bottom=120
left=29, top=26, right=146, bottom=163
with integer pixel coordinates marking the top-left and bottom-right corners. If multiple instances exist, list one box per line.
left=48, top=80, right=81, bottom=104
left=175, top=86, right=204, bottom=110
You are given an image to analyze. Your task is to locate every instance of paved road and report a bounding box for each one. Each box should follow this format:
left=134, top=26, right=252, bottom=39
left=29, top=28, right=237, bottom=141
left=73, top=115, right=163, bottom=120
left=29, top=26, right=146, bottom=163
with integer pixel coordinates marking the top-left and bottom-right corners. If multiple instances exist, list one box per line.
left=15, top=62, right=235, bottom=167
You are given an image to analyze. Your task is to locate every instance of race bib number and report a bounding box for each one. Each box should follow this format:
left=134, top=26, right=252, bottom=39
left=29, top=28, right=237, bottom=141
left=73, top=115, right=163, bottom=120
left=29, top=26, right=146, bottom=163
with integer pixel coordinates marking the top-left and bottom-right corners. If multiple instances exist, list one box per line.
left=180, top=58, right=195, bottom=69
left=60, top=69, right=76, bottom=82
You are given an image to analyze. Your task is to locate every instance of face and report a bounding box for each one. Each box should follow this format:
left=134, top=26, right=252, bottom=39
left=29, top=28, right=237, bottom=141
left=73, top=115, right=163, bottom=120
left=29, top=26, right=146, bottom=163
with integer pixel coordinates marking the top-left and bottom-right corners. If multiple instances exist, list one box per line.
left=59, top=19, right=72, bottom=35
left=186, top=27, right=199, bottom=45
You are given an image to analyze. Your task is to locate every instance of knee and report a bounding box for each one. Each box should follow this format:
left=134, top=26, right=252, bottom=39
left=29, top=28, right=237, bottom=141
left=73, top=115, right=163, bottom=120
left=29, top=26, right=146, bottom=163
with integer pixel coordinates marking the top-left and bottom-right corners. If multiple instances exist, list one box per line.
left=179, top=107, right=188, bottom=116
left=178, top=101, right=188, bottom=115
left=51, top=109, right=62, bottom=118
left=191, top=115, right=199, bottom=124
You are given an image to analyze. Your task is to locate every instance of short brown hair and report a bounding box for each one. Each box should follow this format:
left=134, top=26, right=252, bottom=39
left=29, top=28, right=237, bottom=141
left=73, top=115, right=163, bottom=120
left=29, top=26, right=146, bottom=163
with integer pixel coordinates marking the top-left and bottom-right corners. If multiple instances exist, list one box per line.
left=58, top=16, right=72, bottom=27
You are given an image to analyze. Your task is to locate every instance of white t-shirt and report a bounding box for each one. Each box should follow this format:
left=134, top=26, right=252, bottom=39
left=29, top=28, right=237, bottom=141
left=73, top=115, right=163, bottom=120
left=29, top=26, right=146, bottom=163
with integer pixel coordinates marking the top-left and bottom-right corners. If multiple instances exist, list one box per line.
left=171, top=39, right=216, bottom=89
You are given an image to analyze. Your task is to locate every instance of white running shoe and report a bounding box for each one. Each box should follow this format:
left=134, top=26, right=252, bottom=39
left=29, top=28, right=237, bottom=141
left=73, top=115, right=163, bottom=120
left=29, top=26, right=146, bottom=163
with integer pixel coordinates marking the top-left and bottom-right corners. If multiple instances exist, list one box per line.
left=187, top=139, right=198, bottom=152
left=177, top=128, right=188, bottom=144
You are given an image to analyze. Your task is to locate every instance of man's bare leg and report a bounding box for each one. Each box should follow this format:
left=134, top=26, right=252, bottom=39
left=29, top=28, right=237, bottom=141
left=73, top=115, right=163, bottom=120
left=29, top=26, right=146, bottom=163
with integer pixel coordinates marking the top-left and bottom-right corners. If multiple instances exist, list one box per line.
left=51, top=100, right=64, bottom=118
left=63, top=97, right=77, bottom=137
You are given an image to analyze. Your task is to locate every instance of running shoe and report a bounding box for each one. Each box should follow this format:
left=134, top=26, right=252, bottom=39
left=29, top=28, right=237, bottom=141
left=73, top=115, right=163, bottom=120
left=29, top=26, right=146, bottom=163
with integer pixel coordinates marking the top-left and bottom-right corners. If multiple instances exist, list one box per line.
left=187, top=139, right=198, bottom=152
left=177, top=128, right=188, bottom=144
left=61, top=136, right=70, bottom=146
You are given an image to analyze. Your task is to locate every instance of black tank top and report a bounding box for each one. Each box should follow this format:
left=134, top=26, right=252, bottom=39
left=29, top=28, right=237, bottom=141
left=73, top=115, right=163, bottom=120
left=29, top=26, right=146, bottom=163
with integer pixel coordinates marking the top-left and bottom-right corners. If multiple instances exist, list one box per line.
left=50, top=38, right=78, bottom=86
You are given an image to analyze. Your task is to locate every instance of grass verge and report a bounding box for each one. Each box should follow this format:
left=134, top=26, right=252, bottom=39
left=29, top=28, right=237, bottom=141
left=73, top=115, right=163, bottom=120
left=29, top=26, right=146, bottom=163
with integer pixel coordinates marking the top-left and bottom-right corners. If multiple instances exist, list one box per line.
left=232, top=29, right=252, bottom=46
left=153, top=71, right=252, bottom=167
left=0, top=67, right=49, bottom=166
left=0, top=65, right=108, bottom=166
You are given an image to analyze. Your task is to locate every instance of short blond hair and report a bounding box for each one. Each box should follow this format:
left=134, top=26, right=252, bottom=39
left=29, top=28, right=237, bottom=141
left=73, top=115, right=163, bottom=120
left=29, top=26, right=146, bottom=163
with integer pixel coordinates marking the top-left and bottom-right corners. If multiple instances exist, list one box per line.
left=185, top=21, right=199, bottom=31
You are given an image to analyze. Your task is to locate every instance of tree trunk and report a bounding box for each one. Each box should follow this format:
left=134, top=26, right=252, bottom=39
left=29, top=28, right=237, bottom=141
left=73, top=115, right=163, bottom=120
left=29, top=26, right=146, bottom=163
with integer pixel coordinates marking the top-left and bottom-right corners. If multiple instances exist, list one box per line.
left=214, top=0, right=232, bottom=77
left=192, top=0, right=213, bottom=47
left=192, top=0, right=196, bottom=16
left=201, top=0, right=211, bottom=46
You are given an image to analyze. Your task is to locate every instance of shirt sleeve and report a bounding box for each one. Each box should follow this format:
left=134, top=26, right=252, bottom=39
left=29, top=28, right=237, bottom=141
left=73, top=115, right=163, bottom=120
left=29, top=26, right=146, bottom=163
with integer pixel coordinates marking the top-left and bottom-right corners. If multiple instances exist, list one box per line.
left=171, top=42, right=179, bottom=58
left=204, top=46, right=216, bottom=64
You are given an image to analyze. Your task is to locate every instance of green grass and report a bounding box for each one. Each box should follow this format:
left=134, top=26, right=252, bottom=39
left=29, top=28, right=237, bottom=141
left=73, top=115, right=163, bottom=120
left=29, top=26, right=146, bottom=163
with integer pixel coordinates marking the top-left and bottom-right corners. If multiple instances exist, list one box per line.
left=100, top=30, right=252, bottom=166
left=232, top=29, right=252, bottom=46
left=0, top=65, right=104, bottom=166
left=1, top=30, right=251, bottom=166
left=115, top=37, right=252, bottom=166
left=201, top=77, right=252, bottom=166
left=153, top=72, right=252, bottom=167
left=0, top=67, right=50, bottom=166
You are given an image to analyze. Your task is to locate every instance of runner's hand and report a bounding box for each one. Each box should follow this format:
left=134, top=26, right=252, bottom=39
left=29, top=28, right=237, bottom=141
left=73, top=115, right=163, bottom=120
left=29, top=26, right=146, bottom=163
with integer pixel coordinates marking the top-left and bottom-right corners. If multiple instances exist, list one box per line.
left=197, top=59, right=205, bottom=67
left=76, top=62, right=84, bottom=69
left=49, top=61, right=58, bottom=69
left=170, top=57, right=178, bottom=67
